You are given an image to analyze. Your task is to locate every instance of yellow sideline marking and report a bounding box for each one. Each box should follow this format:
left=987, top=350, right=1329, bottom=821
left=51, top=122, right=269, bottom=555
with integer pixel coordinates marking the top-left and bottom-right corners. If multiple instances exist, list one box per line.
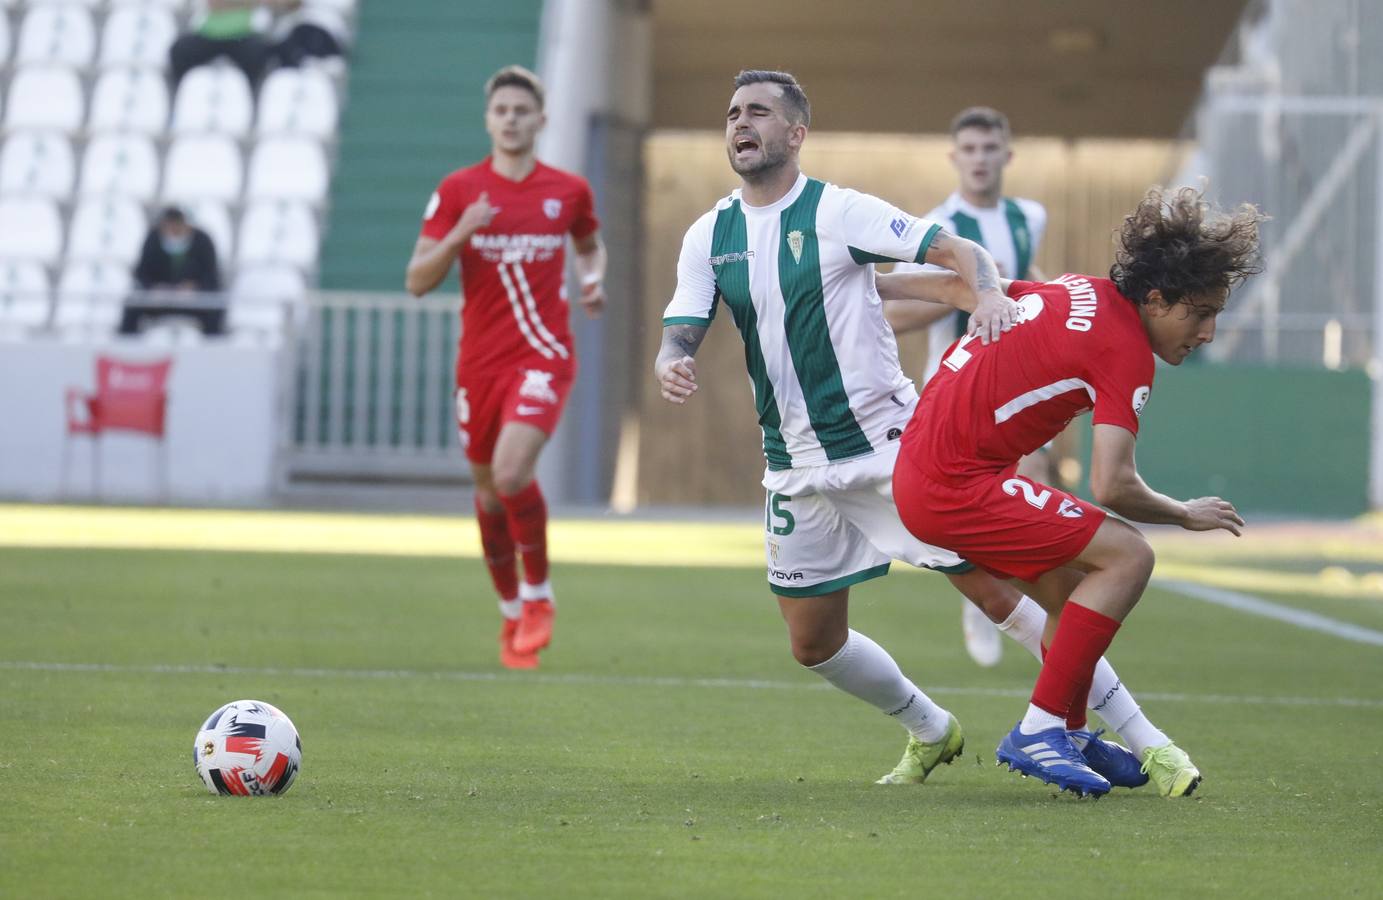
left=1, top=505, right=1379, bottom=598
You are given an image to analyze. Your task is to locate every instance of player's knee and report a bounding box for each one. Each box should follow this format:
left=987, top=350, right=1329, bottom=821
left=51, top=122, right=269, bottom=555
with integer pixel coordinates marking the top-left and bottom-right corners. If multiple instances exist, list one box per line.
left=492, top=468, right=533, bottom=498
left=473, top=485, right=504, bottom=514
left=788, top=630, right=845, bottom=667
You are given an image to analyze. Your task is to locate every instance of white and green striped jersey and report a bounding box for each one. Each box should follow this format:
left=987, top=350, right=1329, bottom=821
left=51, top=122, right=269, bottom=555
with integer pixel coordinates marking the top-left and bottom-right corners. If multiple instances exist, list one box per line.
left=664, top=173, right=942, bottom=470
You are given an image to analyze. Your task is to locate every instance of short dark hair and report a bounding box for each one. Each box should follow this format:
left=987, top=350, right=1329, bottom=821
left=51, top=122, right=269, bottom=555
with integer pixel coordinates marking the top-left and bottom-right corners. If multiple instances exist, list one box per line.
left=733, top=69, right=811, bottom=127
left=158, top=206, right=186, bottom=225
left=485, top=65, right=545, bottom=110
left=950, top=106, right=1010, bottom=139
left=1110, top=186, right=1264, bottom=307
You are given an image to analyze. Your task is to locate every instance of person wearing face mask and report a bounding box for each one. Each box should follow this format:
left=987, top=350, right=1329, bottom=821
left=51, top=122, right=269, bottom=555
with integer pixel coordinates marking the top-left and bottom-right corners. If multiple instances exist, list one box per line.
left=121, top=206, right=224, bottom=335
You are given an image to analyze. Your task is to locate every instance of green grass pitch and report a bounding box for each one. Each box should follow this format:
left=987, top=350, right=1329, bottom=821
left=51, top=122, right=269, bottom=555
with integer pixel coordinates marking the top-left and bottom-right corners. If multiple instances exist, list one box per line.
left=1, top=526, right=1380, bottom=897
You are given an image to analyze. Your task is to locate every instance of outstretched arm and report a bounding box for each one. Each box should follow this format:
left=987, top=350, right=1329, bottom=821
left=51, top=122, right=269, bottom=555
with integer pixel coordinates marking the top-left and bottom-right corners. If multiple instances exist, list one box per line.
left=654, top=323, right=709, bottom=404
left=1089, top=424, right=1244, bottom=534
left=876, top=270, right=1016, bottom=336
left=922, top=231, right=1015, bottom=344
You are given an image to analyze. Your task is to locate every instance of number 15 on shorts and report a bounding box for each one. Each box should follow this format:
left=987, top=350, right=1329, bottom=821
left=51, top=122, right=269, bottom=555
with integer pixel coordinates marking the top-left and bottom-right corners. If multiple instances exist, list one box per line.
left=765, top=492, right=795, bottom=535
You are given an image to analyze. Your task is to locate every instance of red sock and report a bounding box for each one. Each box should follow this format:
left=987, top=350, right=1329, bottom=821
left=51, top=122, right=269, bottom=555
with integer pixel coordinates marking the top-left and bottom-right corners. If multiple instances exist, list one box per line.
left=474, top=499, right=518, bottom=601
left=499, top=481, right=549, bottom=587
left=1031, top=602, right=1120, bottom=723
left=1067, top=671, right=1093, bottom=731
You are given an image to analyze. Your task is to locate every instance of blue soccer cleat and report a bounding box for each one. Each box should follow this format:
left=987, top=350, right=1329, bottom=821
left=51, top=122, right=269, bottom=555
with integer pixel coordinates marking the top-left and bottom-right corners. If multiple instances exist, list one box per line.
left=1071, top=729, right=1149, bottom=789
left=996, top=722, right=1111, bottom=798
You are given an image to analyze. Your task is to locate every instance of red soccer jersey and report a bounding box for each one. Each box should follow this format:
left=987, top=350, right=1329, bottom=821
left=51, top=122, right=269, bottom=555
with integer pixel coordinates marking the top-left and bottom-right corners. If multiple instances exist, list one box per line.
left=420, top=158, right=599, bottom=374
left=902, top=275, right=1155, bottom=480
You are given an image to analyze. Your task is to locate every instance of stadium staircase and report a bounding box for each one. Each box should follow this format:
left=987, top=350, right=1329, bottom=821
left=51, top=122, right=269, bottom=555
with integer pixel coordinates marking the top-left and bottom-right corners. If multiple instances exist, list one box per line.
left=318, top=0, right=545, bottom=292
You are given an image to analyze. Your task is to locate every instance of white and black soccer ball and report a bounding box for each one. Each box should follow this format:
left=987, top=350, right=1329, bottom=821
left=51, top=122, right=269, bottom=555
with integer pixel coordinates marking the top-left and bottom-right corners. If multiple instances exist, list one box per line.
left=193, top=699, right=302, bottom=796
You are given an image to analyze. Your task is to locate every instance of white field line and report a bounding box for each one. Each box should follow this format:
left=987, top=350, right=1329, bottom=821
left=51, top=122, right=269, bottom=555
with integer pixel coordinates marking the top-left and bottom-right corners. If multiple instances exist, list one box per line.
left=3, top=660, right=1381, bottom=709
left=1156, top=579, right=1383, bottom=647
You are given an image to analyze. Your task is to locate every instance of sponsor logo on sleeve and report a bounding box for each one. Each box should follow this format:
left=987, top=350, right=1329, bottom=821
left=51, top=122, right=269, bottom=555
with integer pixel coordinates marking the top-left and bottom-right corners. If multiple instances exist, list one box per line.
left=889, top=215, right=913, bottom=239
left=1132, top=386, right=1151, bottom=417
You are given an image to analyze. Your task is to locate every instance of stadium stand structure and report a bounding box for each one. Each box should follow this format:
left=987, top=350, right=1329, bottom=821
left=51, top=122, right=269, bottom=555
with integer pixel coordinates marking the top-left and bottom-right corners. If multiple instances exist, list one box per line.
left=0, top=0, right=356, bottom=344
left=317, top=0, right=544, bottom=291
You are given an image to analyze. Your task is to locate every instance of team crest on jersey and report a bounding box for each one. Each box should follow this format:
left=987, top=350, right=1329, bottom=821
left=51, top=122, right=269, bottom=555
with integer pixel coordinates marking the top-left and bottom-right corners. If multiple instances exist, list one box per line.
left=787, top=230, right=805, bottom=263
left=1131, top=386, right=1151, bottom=417
left=543, top=198, right=562, bottom=220
left=519, top=370, right=559, bottom=404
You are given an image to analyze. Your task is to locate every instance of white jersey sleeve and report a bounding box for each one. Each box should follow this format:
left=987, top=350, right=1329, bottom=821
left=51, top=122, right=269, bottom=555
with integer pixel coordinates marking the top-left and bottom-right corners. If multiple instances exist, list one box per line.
left=836, top=189, right=942, bottom=266
left=662, top=210, right=719, bottom=326
left=1016, top=197, right=1048, bottom=257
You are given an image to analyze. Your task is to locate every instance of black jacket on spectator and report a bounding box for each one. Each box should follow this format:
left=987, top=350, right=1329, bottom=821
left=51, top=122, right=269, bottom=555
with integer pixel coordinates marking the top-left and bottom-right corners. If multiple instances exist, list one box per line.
left=133, top=228, right=221, bottom=292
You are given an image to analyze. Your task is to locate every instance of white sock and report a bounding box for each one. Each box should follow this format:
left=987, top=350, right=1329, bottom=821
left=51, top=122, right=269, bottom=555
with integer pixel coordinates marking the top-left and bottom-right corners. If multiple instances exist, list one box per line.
left=1087, top=663, right=1169, bottom=756
left=1019, top=703, right=1066, bottom=735
left=996, top=594, right=1046, bottom=658
left=498, top=597, right=522, bottom=619
left=518, top=580, right=553, bottom=604
left=808, top=629, right=950, bottom=742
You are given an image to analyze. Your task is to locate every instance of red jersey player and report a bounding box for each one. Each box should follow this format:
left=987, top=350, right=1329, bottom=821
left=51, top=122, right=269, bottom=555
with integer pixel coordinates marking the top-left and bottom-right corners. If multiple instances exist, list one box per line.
left=405, top=65, right=607, bottom=670
left=891, top=187, right=1262, bottom=797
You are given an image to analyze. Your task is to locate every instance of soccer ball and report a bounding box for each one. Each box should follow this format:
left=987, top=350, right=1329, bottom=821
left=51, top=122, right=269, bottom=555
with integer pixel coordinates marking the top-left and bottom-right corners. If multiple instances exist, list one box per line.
left=193, top=699, right=302, bottom=796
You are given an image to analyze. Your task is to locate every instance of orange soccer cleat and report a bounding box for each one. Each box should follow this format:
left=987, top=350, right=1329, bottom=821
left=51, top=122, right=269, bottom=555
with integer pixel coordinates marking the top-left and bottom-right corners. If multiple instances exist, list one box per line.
left=511, top=599, right=555, bottom=655
left=499, top=618, right=539, bottom=670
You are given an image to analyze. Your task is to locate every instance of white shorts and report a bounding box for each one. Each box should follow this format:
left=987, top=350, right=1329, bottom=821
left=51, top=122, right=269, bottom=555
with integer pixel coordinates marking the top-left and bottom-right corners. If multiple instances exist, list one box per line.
left=760, top=441, right=971, bottom=597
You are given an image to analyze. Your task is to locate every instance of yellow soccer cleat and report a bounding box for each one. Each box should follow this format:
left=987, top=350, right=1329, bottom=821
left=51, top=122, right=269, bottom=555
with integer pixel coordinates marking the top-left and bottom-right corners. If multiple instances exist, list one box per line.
left=875, top=714, right=965, bottom=785
left=1140, top=742, right=1202, bottom=798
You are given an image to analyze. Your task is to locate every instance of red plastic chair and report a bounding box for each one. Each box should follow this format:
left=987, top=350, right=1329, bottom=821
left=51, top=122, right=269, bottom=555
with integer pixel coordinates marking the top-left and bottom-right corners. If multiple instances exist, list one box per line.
left=63, top=356, right=173, bottom=497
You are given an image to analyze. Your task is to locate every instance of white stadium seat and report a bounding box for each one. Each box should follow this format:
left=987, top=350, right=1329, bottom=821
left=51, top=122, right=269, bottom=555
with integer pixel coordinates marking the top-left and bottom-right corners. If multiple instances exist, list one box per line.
left=109, top=0, right=187, bottom=10
left=99, top=6, right=178, bottom=69
left=187, top=199, right=235, bottom=264
left=79, top=133, right=160, bottom=201
left=256, top=68, right=338, bottom=139
left=171, top=66, right=254, bottom=137
left=0, top=131, right=76, bottom=199
left=232, top=264, right=306, bottom=303
left=163, top=135, right=244, bottom=203
left=4, top=66, right=85, bottom=132
left=67, top=196, right=148, bottom=265
left=88, top=67, right=170, bottom=136
left=56, top=260, right=131, bottom=337
left=246, top=137, right=329, bottom=204
left=16, top=6, right=97, bottom=68
left=237, top=200, right=319, bottom=269
left=0, top=261, right=53, bottom=337
left=0, top=197, right=64, bottom=265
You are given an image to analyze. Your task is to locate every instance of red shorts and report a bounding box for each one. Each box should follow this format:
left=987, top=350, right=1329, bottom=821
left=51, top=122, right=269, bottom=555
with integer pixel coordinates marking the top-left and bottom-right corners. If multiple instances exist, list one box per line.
left=892, top=455, right=1106, bottom=583
left=455, top=360, right=575, bottom=465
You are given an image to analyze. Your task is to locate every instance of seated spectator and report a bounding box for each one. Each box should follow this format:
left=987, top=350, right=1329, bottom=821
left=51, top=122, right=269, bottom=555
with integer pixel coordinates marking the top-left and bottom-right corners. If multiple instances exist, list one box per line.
left=169, top=0, right=301, bottom=90
left=273, top=2, right=350, bottom=70
left=122, top=207, right=226, bottom=336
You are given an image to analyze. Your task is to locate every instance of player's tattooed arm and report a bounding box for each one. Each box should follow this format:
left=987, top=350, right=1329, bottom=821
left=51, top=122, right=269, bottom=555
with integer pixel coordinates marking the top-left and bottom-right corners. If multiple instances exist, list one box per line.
left=923, top=230, right=1015, bottom=344
left=655, top=323, right=708, bottom=405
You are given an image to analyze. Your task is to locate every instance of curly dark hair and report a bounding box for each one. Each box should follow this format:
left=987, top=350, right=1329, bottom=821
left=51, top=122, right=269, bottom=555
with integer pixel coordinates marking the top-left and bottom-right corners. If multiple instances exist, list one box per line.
left=1110, top=186, right=1264, bottom=308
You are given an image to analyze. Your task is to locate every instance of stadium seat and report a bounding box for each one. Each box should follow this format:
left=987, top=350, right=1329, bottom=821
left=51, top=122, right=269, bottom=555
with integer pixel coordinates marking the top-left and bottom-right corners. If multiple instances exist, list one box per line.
left=55, top=260, right=131, bottom=338
left=0, top=260, right=53, bottom=339
left=237, top=200, right=319, bottom=269
left=16, top=6, right=97, bottom=68
left=0, top=197, right=64, bottom=265
left=79, top=133, right=160, bottom=202
left=99, top=6, right=178, bottom=69
left=0, top=130, right=76, bottom=199
left=232, top=264, right=306, bottom=304
left=88, top=67, right=171, bottom=136
left=186, top=199, right=235, bottom=264
left=108, top=0, right=187, bottom=10
left=67, top=196, right=147, bottom=265
left=4, top=66, right=85, bottom=132
left=256, top=68, right=338, bottom=139
left=246, top=137, right=329, bottom=204
left=162, top=135, right=243, bottom=204
left=170, top=66, right=254, bottom=137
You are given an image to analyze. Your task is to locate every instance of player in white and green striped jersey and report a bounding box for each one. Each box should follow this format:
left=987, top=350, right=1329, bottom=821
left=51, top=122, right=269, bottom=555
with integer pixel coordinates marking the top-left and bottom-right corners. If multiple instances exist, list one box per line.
left=655, top=70, right=1018, bottom=785
left=654, top=71, right=1194, bottom=794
